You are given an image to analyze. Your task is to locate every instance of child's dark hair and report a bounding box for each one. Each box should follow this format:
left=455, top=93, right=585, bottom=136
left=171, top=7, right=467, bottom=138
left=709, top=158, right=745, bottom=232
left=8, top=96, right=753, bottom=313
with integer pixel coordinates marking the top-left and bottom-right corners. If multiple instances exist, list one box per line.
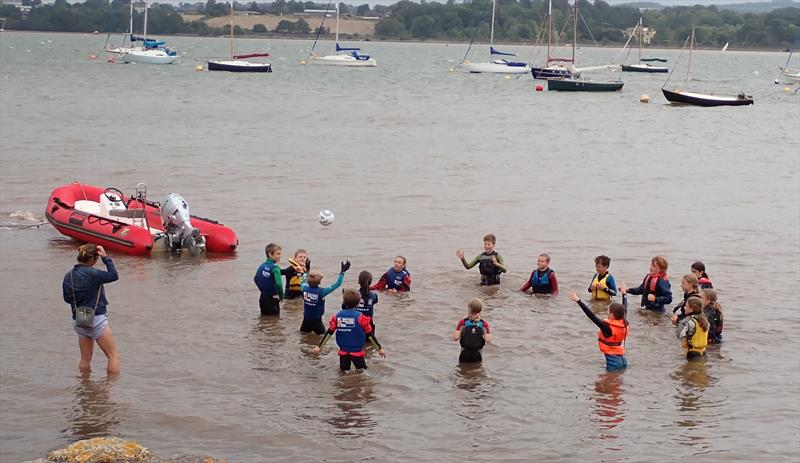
left=686, top=297, right=709, bottom=331
left=358, top=271, right=372, bottom=305
left=342, top=289, right=361, bottom=309
left=483, top=234, right=496, bottom=244
left=608, top=302, right=628, bottom=326
left=691, top=261, right=709, bottom=278
left=265, top=243, right=281, bottom=257
left=77, top=244, right=99, bottom=263
left=595, top=255, right=611, bottom=267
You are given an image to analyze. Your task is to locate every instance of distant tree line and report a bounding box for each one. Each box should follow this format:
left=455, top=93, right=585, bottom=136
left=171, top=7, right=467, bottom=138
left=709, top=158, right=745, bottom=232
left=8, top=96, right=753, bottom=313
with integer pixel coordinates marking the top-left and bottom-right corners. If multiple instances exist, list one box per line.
left=374, top=0, right=800, bottom=48
left=0, top=0, right=797, bottom=47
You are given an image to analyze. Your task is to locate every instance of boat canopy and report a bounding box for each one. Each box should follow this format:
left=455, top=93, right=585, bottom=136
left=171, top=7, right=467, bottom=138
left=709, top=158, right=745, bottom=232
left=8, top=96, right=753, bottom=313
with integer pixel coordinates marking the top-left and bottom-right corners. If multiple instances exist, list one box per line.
left=490, top=46, right=516, bottom=56
left=336, top=43, right=360, bottom=52
left=131, top=35, right=166, bottom=47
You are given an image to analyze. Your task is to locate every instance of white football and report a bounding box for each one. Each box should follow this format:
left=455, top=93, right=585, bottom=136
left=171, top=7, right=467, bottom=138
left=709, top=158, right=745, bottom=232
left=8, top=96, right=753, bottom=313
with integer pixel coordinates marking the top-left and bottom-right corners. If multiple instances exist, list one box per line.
left=319, top=209, right=334, bottom=226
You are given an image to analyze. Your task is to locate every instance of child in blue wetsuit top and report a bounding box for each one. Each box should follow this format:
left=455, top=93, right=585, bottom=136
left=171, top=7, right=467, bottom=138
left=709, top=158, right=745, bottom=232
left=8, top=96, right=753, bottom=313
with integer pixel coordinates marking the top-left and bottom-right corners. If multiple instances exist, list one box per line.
left=356, top=271, right=379, bottom=334
left=254, top=243, right=284, bottom=316
left=370, top=256, right=411, bottom=292
left=520, top=253, right=559, bottom=295
left=456, top=233, right=507, bottom=285
left=620, top=255, right=672, bottom=311
left=588, top=255, right=617, bottom=301
left=300, top=261, right=349, bottom=335
left=452, top=298, right=492, bottom=363
left=313, top=289, right=386, bottom=371
left=569, top=290, right=629, bottom=371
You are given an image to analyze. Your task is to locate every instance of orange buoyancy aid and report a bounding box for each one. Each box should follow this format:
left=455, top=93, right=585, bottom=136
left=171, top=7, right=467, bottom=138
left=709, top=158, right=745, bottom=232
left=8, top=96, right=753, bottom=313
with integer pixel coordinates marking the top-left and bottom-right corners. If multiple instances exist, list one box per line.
left=645, top=272, right=668, bottom=293
left=591, top=273, right=612, bottom=301
left=597, top=319, right=628, bottom=355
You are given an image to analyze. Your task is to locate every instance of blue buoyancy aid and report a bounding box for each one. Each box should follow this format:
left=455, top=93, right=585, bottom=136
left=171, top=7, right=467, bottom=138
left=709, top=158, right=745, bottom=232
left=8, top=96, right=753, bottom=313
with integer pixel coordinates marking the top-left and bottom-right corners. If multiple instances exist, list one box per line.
left=460, top=318, right=486, bottom=350
left=335, top=309, right=366, bottom=353
left=530, top=268, right=554, bottom=293
left=254, top=260, right=278, bottom=295
left=355, top=292, right=378, bottom=318
left=386, top=268, right=410, bottom=290
left=303, top=286, right=326, bottom=319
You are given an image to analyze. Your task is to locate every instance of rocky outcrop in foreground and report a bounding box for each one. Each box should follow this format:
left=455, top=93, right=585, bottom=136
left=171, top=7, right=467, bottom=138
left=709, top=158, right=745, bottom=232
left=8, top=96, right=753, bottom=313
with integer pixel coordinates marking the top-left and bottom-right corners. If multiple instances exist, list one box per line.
left=23, top=437, right=228, bottom=463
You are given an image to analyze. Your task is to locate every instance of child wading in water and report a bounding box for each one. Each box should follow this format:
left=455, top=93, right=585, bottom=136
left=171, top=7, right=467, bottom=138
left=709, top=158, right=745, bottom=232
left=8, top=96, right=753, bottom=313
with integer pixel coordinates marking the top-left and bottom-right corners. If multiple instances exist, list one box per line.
left=456, top=234, right=507, bottom=286
left=300, top=261, right=349, bottom=335
left=254, top=243, right=284, bottom=316
left=371, top=256, right=411, bottom=292
left=691, top=261, right=714, bottom=289
left=355, top=271, right=379, bottom=334
left=314, top=289, right=385, bottom=371
left=701, top=288, right=724, bottom=344
left=520, top=253, right=559, bottom=295
left=620, top=255, right=672, bottom=311
left=283, top=249, right=310, bottom=300
left=671, top=274, right=701, bottom=323
left=588, top=255, right=617, bottom=301
left=452, top=298, right=492, bottom=363
left=569, top=290, right=629, bottom=371
left=675, top=298, right=709, bottom=360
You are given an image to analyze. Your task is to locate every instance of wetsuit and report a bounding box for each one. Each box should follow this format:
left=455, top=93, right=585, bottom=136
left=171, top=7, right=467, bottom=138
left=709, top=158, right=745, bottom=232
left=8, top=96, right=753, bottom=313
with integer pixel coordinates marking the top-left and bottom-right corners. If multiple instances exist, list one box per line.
left=576, top=295, right=628, bottom=371
left=370, top=268, right=411, bottom=292
left=626, top=273, right=672, bottom=310
left=318, top=308, right=382, bottom=371
left=300, top=271, right=344, bottom=335
left=588, top=272, right=617, bottom=300
left=254, top=258, right=283, bottom=316
left=456, top=317, right=490, bottom=363
left=282, top=259, right=310, bottom=300
left=520, top=267, right=559, bottom=295
left=672, top=290, right=700, bottom=322
left=704, top=304, right=723, bottom=344
left=461, top=252, right=507, bottom=285
left=676, top=315, right=709, bottom=360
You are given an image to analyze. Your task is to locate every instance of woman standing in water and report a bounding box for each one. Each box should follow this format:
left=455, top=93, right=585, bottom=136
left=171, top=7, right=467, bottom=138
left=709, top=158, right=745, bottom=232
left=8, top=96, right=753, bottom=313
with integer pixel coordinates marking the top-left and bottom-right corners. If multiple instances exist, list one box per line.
left=62, top=244, right=120, bottom=375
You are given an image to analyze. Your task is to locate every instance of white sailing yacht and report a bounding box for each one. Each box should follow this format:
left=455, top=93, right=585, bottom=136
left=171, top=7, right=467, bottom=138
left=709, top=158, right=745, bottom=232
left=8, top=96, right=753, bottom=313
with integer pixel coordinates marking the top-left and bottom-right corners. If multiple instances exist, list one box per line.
left=457, top=0, right=530, bottom=74
left=113, top=1, right=179, bottom=65
left=309, top=3, right=376, bottom=67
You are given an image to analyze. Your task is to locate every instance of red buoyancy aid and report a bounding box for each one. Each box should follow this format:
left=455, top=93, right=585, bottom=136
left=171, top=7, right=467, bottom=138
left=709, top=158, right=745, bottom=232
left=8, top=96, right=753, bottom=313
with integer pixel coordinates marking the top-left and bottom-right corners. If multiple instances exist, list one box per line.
left=645, top=273, right=668, bottom=293
left=597, top=319, right=628, bottom=355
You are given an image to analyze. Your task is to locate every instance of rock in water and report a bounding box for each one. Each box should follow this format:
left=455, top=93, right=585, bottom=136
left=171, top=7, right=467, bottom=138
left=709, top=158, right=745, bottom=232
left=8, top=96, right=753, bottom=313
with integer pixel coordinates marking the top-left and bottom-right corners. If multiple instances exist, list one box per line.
left=47, top=437, right=157, bottom=462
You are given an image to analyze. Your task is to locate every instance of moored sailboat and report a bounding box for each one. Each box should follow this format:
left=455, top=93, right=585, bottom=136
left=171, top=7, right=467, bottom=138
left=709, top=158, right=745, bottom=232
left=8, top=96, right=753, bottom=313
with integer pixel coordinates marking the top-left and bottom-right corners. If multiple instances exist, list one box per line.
left=531, top=0, right=578, bottom=80
left=207, top=0, right=271, bottom=72
left=457, top=0, right=529, bottom=74
left=309, top=3, right=376, bottom=67
left=621, top=17, right=667, bottom=73
left=112, top=1, right=178, bottom=65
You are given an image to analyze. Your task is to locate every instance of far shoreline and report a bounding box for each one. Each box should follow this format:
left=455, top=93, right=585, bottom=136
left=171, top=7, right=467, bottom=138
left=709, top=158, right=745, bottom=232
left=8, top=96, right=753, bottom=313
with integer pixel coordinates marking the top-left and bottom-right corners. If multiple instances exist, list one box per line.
left=1, top=29, right=790, bottom=54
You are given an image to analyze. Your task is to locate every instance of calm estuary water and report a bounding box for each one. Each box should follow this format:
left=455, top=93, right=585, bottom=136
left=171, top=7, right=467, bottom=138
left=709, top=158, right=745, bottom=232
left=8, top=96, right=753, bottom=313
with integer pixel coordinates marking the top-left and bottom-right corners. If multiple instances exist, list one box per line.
left=1, top=31, right=799, bottom=462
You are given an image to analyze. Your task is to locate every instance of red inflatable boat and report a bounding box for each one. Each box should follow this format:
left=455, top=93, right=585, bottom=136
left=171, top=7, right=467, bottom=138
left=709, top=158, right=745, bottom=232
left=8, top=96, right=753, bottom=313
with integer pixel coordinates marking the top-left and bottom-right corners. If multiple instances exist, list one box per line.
left=46, top=182, right=238, bottom=255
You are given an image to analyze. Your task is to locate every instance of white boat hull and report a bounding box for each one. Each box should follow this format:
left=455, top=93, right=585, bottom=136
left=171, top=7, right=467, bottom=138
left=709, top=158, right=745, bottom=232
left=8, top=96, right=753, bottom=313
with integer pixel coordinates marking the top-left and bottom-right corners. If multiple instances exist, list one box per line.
left=458, top=61, right=531, bottom=74
left=120, top=49, right=178, bottom=65
left=779, top=70, right=800, bottom=83
left=310, top=54, right=377, bottom=67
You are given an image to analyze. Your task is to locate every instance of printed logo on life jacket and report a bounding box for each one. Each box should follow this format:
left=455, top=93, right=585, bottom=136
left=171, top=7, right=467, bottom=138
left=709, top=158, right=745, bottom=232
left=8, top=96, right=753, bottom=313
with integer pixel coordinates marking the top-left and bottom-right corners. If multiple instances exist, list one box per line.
left=337, top=317, right=355, bottom=330
left=304, top=292, right=319, bottom=304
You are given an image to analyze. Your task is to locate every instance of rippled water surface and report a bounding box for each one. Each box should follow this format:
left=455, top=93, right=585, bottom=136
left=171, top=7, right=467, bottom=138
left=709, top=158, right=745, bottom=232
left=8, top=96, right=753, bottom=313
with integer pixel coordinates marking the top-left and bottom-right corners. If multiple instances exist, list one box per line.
left=1, top=32, right=799, bottom=462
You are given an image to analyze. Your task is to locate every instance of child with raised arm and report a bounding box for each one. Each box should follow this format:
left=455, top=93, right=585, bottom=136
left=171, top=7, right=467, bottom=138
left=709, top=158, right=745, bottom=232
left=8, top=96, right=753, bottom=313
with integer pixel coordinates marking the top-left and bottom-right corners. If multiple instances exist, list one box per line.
left=283, top=249, right=310, bottom=300
left=452, top=298, right=492, bottom=363
left=588, top=255, right=617, bottom=301
left=569, top=290, right=629, bottom=371
left=456, top=234, right=507, bottom=285
left=619, top=255, right=672, bottom=311
left=254, top=243, right=284, bottom=316
left=520, top=253, right=558, bottom=295
left=300, top=261, right=349, bottom=335
left=676, top=298, right=709, bottom=360
left=313, top=288, right=386, bottom=371
left=370, top=256, right=411, bottom=292
left=671, top=274, right=701, bottom=323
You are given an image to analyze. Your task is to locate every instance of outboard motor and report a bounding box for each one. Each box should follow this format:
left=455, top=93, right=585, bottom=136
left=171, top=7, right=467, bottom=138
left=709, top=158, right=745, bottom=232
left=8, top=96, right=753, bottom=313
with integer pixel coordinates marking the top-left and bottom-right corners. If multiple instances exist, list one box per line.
left=159, top=193, right=206, bottom=256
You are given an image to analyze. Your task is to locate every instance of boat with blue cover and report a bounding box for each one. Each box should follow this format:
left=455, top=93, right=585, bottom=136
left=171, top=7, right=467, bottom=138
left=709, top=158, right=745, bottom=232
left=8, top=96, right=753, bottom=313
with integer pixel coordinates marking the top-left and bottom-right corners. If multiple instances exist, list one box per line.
left=458, top=0, right=529, bottom=75
left=310, top=3, right=376, bottom=67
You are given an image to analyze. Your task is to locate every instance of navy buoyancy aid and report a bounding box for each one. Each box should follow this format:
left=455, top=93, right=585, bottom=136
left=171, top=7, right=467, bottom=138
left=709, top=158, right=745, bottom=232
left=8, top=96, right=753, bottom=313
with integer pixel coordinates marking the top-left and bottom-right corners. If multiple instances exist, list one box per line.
left=460, top=318, right=486, bottom=350
left=335, top=309, right=366, bottom=353
left=530, top=268, right=554, bottom=293
left=303, top=286, right=326, bottom=319
left=386, top=268, right=410, bottom=290
left=355, top=292, right=378, bottom=318
left=255, top=261, right=278, bottom=295
left=478, top=252, right=501, bottom=284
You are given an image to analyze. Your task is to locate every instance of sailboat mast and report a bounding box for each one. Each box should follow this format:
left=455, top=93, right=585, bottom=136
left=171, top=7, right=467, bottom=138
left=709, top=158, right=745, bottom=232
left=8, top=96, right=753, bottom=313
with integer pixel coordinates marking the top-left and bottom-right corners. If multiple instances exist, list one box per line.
left=685, top=28, right=694, bottom=89
left=335, top=2, right=340, bottom=53
left=546, top=0, right=552, bottom=62
left=638, top=17, right=642, bottom=64
left=143, top=1, right=147, bottom=44
left=128, top=0, right=133, bottom=40
left=572, top=0, right=577, bottom=62
left=490, top=0, right=496, bottom=50
left=229, top=0, right=234, bottom=58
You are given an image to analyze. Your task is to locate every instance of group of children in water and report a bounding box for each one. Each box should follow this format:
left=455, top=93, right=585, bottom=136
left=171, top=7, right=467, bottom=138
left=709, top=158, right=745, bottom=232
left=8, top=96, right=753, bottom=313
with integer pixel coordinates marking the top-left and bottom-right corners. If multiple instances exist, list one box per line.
left=254, top=234, right=724, bottom=373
